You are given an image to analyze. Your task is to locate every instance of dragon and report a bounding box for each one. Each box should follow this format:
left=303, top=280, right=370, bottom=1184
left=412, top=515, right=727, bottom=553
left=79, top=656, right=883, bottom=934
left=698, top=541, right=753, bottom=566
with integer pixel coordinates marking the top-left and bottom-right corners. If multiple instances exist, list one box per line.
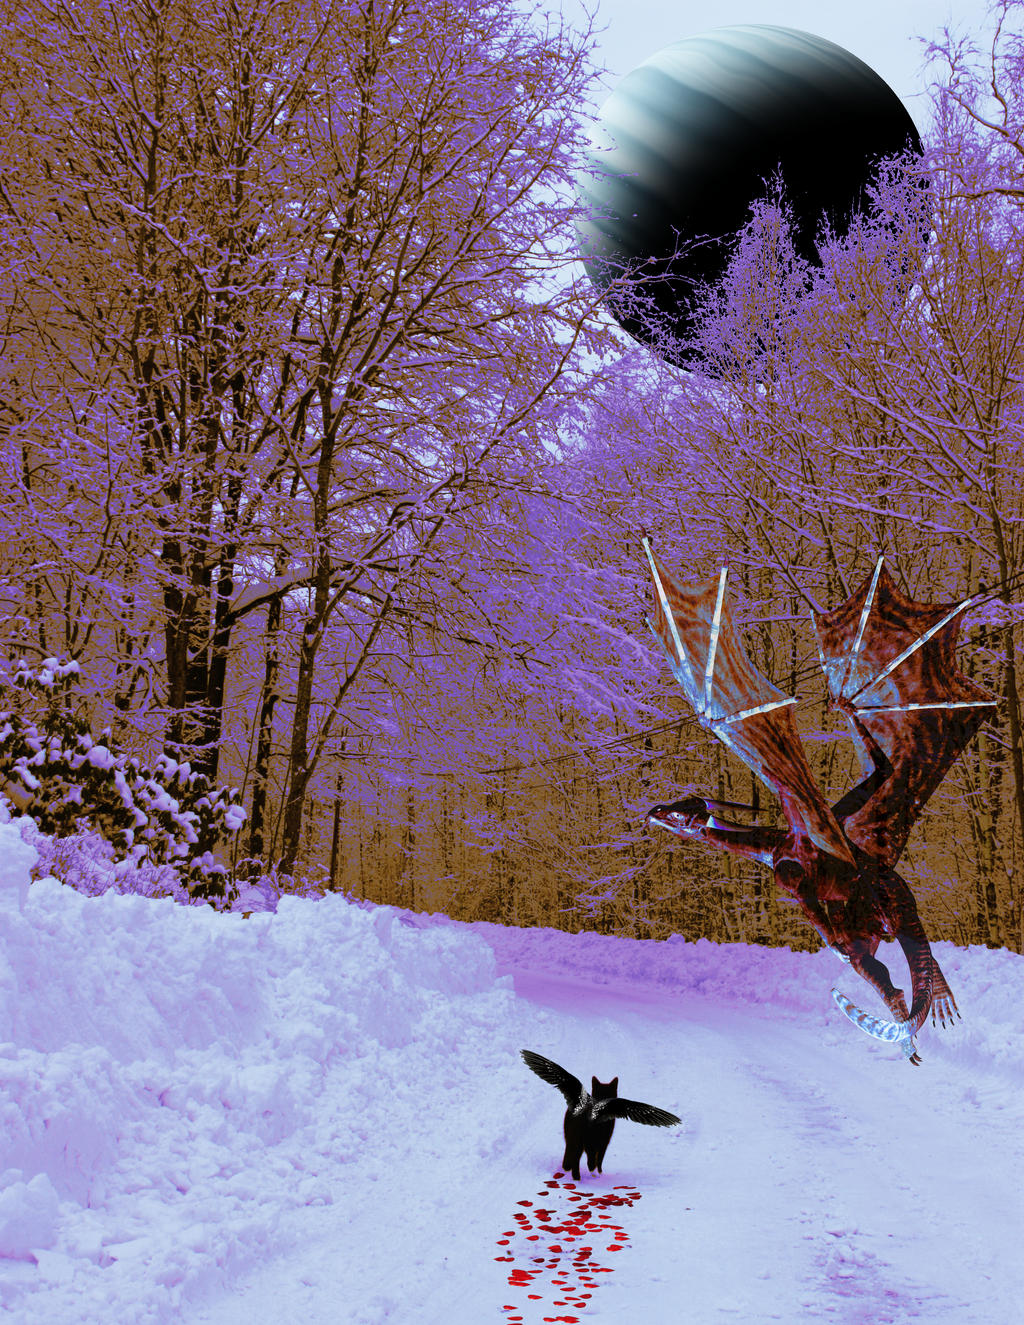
left=643, top=543, right=996, bottom=1064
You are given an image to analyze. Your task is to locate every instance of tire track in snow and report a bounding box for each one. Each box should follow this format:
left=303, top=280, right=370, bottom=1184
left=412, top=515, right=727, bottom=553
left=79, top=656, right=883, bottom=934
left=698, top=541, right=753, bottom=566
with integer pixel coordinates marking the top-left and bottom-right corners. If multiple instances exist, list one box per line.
left=734, top=1040, right=956, bottom=1323
left=728, top=1013, right=1023, bottom=1324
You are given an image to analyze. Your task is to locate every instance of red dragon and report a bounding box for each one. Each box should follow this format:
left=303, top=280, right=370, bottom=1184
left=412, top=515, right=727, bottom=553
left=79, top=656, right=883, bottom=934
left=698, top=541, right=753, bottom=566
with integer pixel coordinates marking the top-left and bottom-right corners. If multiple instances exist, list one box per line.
left=643, top=543, right=996, bottom=1064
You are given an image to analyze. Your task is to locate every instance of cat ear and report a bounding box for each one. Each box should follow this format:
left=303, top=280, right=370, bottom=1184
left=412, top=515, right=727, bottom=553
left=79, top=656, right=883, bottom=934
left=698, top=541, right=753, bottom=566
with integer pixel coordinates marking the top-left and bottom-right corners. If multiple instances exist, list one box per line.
left=610, top=1078, right=618, bottom=1091
left=592, top=1077, right=600, bottom=1093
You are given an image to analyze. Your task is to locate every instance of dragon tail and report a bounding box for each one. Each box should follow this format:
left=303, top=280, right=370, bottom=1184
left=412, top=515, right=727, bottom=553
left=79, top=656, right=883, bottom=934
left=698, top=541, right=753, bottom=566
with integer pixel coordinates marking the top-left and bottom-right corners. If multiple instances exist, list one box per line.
left=831, top=987, right=931, bottom=1063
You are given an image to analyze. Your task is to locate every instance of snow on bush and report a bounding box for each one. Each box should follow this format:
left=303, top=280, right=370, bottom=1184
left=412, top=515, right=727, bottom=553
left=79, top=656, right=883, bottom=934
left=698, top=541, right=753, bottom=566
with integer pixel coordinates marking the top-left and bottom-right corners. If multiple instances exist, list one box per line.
left=8, top=816, right=196, bottom=906
left=0, top=659, right=246, bottom=905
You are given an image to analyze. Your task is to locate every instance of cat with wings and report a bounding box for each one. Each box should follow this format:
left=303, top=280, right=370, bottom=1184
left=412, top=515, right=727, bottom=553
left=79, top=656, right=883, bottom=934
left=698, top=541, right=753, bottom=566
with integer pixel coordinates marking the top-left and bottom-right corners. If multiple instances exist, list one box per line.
left=521, top=1050, right=681, bottom=1180
left=642, top=541, right=996, bottom=1064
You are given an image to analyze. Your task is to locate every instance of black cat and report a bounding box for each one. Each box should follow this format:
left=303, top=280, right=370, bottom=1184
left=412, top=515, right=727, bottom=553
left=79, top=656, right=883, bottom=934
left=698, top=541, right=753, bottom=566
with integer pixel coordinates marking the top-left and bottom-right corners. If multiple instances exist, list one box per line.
left=521, top=1049, right=681, bottom=1181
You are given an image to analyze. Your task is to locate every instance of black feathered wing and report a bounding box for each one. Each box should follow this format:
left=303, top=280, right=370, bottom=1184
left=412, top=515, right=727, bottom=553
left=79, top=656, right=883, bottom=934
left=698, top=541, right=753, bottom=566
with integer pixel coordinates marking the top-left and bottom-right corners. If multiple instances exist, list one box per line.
left=521, top=1050, right=582, bottom=1106
left=644, top=539, right=854, bottom=865
left=813, top=558, right=996, bottom=867
left=595, top=1097, right=681, bottom=1127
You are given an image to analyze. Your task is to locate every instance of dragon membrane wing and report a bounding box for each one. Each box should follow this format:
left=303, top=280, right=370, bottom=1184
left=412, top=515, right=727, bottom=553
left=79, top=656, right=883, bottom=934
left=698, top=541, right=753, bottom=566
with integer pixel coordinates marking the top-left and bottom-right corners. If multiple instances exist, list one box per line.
left=644, top=540, right=853, bottom=864
left=813, top=557, right=996, bottom=866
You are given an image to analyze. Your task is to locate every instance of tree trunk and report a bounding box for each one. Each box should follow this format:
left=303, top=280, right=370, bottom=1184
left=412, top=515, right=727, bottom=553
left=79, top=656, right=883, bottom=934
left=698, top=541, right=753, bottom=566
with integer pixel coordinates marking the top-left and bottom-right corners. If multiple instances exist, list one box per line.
left=248, top=589, right=283, bottom=863
left=329, top=760, right=345, bottom=891
left=402, top=774, right=416, bottom=910
left=279, top=621, right=319, bottom=875
left=200, top=473, right=243, bottom=781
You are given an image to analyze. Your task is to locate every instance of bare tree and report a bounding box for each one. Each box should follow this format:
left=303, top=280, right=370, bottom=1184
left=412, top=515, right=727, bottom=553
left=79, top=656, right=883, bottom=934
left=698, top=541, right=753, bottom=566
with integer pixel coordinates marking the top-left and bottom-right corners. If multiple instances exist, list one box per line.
left=0, top=0, right=613, bottom=875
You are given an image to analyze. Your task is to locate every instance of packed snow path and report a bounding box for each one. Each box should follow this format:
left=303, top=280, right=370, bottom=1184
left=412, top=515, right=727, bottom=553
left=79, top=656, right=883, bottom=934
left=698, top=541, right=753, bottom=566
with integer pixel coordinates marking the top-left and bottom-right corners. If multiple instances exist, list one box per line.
left=1, top=817, right=1023, bottom=1322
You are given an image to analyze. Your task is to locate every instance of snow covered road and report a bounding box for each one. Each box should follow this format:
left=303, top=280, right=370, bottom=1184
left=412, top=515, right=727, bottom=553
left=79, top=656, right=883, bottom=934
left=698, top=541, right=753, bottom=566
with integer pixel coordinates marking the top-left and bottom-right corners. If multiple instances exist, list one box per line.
left=183, top=927, right=1024, bottom=1324
left=2, top=815, right=1023, bottom=1323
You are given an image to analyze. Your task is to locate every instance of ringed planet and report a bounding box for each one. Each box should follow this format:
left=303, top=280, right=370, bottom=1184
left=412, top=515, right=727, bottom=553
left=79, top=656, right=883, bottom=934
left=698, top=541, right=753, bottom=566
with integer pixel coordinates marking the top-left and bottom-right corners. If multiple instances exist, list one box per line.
left=576, top=25, right=924, bottom=367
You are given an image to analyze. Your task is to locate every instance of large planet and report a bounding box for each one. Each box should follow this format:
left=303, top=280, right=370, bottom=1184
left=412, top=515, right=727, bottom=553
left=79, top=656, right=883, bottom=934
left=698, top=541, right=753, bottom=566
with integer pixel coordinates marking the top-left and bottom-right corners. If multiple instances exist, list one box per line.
left=576, top=25, right=924, bottom=367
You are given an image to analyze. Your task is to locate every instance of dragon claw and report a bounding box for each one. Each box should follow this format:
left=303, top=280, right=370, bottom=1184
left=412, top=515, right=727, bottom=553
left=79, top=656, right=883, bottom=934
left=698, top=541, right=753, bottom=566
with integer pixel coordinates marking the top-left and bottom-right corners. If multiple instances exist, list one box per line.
left=930, top=994, right=962, bottom=1029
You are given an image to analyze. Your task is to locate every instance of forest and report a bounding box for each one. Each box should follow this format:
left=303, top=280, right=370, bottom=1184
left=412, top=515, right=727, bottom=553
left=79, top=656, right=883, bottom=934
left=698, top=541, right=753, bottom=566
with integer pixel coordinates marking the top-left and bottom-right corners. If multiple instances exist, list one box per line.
left=0, top=0, right=1022, bottom=953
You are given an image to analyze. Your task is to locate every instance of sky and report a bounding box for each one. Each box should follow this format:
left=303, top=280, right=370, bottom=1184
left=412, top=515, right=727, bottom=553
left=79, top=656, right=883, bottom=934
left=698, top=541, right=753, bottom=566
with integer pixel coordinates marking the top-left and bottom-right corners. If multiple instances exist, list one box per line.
left=2, top=811, right=1023, bottom=1322
left=564, top=0, right=999, bottom=125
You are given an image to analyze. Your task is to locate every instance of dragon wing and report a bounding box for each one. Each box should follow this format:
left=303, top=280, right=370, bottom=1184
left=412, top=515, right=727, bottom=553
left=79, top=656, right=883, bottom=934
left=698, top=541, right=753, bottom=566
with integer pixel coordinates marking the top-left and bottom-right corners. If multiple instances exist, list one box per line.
left=644, top=539, right=854, bottom=864
left=812, top=557, right=996, bottom=866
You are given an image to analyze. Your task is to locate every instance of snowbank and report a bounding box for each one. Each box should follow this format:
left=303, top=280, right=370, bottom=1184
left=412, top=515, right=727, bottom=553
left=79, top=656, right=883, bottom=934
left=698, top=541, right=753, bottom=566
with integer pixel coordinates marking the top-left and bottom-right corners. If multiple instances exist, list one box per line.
left=0, top=816, right=518, bottom=1321
left=470, top=915, right=1024, bottom=1077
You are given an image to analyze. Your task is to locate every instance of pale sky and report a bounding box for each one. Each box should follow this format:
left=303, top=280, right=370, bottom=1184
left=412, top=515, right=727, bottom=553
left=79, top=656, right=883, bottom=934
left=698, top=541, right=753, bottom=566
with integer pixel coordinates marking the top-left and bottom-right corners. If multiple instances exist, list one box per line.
left=563, top=0, right=998, bottom=127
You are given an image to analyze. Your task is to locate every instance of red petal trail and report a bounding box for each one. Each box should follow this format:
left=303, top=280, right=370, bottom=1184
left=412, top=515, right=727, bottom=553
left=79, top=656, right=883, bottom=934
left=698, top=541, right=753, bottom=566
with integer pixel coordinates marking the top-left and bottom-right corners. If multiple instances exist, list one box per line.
left=494, top=1175, right=642, bottom=1319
